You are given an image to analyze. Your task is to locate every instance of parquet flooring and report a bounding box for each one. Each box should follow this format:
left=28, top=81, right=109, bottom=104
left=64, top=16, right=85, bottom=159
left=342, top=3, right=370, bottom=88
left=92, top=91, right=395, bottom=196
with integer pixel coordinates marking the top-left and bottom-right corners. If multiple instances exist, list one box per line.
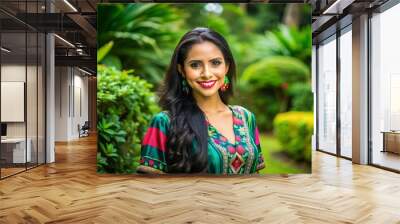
left=1, top=135, right=400, bottom=223
left=1, top=167, right=26, bottom=178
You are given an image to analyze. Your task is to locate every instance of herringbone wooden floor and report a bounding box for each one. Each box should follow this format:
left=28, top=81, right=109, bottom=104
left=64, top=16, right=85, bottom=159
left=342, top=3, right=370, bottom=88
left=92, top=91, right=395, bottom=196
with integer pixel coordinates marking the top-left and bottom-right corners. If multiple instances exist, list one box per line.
left=1, top=135, right=400, bottom=224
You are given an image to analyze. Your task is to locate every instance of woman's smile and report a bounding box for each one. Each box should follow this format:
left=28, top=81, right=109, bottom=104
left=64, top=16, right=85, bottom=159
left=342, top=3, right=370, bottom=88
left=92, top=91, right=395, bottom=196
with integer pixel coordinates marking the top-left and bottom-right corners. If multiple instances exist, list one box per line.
left=197, top=80, right=217, bottom=89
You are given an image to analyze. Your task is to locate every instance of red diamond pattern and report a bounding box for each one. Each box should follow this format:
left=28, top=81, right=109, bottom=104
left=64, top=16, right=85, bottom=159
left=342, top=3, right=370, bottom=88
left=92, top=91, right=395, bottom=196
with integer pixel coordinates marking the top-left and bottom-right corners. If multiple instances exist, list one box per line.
left=230, top=153, right=244, bottom=174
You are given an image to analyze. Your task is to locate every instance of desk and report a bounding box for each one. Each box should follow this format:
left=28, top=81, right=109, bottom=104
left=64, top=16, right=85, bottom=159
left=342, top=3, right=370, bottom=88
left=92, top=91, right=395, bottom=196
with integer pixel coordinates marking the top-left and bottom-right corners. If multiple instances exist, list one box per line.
left=1, top=138, right=31, bottom=163
left=381, top=131, right=400, bottom=154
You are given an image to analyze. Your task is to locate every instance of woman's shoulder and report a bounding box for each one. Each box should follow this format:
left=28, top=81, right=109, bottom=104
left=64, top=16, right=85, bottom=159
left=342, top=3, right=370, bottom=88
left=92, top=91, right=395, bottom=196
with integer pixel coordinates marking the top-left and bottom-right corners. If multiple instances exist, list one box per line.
left=152, top=111, right=170, bottom=120
left=229, top=105, right=255, bottom=117
left=230, top=105, right=257, bottom=127
left=149, top=111, right=171, bottom=126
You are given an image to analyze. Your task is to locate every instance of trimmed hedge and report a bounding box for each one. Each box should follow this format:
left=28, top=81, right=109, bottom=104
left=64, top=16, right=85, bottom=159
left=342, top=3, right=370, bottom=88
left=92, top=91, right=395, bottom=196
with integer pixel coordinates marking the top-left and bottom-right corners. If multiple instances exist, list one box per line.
left=97, top=65, right=160, bottom=173
left=273, top=111, right=313, bottom=162
left=238, top=56, right=311, bottom=131
left=241, top=56, right=309, bottom=90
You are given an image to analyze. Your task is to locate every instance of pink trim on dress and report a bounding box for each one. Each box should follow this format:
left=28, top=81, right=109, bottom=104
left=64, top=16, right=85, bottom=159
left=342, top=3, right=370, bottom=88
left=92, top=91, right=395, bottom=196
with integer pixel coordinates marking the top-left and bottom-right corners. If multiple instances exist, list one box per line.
left=255, top=127, right=260, bottom=145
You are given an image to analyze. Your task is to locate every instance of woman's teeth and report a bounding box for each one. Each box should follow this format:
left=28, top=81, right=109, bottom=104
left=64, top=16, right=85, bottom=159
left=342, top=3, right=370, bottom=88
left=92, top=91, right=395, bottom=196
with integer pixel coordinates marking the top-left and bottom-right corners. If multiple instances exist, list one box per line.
left=197, top=80, right=217, bottom=89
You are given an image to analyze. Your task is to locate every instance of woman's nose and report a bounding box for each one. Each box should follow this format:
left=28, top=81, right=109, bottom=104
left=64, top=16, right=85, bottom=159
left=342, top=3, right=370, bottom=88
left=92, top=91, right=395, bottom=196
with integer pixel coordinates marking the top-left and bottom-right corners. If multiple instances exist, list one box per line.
left=201, top=65, right=212, bottom=79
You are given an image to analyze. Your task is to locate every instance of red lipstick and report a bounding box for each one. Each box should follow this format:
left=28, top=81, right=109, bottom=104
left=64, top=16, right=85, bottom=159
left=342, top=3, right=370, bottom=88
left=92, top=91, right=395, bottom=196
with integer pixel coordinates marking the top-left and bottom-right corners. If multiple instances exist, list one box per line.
left=197, top=80, right=217, bottom=89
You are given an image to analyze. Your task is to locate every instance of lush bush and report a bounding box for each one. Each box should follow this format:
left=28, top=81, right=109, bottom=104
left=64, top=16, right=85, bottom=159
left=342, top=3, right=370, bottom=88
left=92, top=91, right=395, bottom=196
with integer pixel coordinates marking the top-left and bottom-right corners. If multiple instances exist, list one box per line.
left=97, top=65, right=160, bottom=173
left=238, top=56, right=310, bottom=131
left=241, top=56, right=309, bottom=89
left=288, top=82, right=313, bottom=111
left=273, top=111, right=313, bottom=162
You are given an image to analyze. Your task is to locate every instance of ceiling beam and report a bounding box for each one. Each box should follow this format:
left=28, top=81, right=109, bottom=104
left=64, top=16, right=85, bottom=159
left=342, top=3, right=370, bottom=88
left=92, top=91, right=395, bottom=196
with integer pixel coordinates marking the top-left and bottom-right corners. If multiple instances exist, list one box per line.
left=67, top=13, right=97, bottom=47
left=55, top=55, right=96, bottom=72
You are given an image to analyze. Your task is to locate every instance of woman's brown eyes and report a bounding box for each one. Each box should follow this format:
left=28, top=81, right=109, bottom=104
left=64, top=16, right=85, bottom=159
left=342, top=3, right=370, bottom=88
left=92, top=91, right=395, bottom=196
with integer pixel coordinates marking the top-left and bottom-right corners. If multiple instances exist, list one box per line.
left=190, top=62, right=200, bottom=69
left=211, top=60, right=222, bottom=66
left=189, top=60, right=221, bottom=69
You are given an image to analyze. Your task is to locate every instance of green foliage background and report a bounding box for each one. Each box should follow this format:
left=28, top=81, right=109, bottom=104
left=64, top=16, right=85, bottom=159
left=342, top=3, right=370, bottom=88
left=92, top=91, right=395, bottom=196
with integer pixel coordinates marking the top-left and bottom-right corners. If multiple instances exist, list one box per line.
left=97, top=64, right=159, bottom=173
left=97, top=3, right=313, bottom=174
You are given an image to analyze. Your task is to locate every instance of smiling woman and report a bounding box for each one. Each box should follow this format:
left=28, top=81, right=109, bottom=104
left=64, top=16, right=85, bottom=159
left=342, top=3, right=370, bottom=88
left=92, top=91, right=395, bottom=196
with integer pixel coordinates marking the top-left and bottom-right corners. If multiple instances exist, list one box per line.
left=137, top=28, right=265, bottom=175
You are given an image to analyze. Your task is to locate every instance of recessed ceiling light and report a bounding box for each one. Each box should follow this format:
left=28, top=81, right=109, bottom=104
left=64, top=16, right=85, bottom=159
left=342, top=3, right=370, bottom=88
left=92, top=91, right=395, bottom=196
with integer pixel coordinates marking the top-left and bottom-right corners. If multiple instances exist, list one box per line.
left=1, top=47, right=11, bottom=53
left=78, top=67, right=92, bottom=76
left=322, top=0, right=354, bottom=15
left=54, top=34, right=75, bottom=48
left=63, top=0, right=78, bottom=12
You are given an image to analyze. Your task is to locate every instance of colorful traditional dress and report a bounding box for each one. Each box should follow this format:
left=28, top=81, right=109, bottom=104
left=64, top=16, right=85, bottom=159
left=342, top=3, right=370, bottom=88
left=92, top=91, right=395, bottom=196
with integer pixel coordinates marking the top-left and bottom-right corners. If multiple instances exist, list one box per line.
left=137, top=105, right=265, bottom=174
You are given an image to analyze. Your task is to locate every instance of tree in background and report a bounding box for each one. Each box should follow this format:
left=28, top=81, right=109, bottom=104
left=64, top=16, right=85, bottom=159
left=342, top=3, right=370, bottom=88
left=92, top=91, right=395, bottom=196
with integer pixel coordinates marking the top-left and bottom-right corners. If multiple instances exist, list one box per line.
left=98, top=4, right=184, bottom=85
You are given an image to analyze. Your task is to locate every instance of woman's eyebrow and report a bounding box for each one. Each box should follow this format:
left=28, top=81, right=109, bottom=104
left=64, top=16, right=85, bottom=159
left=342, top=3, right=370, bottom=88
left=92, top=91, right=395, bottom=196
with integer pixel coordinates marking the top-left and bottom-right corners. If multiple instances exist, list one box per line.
left=186, top=59, right=202, bottom=64
left=209, top=57, right=223, bottom=61
left=186, top=57, right=222, bottom=64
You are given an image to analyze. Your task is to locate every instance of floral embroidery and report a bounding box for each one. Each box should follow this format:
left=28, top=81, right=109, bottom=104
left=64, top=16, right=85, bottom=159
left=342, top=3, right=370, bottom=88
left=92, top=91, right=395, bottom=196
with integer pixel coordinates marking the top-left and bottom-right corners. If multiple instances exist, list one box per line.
left=235, top=135, right=241, bottom=142
left=228, top=146, right=236, bottom=154
left=140, top=156, right=167, bottom=172
left=207, top=106, right=255, bottom=174
left=236, top=145, right=245, bottom=155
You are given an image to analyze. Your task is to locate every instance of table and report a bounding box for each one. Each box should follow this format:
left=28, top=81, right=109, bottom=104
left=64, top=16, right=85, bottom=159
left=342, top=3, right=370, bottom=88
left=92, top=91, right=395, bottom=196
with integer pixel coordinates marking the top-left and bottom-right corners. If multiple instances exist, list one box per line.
left=381, top=131, right=400, bottom=154
left=1, top=138, right=31, bottom=164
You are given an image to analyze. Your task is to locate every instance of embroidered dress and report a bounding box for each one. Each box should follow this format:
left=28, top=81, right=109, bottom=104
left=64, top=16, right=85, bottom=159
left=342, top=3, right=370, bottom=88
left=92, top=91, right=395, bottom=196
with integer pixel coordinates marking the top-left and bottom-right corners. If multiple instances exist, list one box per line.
left=137, top=105, right=265, bottom=174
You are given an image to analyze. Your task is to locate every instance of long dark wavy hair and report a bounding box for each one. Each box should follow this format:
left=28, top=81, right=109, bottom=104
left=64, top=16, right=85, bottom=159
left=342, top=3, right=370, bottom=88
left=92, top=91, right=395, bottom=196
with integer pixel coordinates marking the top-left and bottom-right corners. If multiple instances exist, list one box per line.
left=158, top=27, right=237, bottom=173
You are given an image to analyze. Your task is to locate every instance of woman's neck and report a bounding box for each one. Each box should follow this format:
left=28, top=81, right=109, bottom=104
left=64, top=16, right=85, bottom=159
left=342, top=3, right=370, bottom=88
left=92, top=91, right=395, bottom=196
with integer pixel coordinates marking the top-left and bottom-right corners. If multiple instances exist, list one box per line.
left=193, top=92, right=227, bottom=114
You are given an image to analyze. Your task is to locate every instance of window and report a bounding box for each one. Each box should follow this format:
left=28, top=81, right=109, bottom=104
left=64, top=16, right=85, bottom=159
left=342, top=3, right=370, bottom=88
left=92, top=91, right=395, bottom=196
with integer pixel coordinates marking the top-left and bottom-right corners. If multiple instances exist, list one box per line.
left=371, top=3, right=400, bottom=171
left=339, top=26, right=352, bottom=158
left=317, top=35, right=337, bottom=154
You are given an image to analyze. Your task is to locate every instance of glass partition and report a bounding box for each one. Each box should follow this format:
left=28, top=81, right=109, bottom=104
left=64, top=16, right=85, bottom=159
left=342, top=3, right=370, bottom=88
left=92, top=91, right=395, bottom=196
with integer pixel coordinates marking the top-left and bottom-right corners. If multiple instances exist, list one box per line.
left=0, top=1, right=46, bottom=179
left=1, top=30, right=27, bottom=177
left=339, top=26, right=352, bottom=158
left=27, top=30, right=38, bottom=169
left=317, top=35, right=337, bottom=154
left=371, top=4, right=400, bottom=171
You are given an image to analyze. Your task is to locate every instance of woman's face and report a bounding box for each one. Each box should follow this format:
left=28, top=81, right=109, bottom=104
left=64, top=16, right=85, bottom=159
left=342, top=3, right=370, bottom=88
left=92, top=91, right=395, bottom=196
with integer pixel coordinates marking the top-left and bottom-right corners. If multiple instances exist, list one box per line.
left=178, top=41, right=229, bottom=99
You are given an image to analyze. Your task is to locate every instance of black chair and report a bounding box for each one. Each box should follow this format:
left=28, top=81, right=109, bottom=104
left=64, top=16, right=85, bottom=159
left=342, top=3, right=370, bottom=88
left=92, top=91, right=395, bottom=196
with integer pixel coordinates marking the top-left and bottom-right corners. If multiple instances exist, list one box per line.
left=78, top=121, right=90, bottom=138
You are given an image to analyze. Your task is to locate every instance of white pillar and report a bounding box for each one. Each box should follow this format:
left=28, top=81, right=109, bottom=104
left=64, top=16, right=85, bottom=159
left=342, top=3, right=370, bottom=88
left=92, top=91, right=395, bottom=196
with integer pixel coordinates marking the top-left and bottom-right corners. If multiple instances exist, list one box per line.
left=46, top=33, right=55, bottom=163
left=45, top=0, right=55, bottom=163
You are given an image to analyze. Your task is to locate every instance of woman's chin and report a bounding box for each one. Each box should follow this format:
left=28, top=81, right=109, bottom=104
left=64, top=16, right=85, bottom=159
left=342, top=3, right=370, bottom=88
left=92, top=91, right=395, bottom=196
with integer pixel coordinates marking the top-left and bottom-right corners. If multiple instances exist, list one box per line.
left=193, top=88, right=220, bottom=98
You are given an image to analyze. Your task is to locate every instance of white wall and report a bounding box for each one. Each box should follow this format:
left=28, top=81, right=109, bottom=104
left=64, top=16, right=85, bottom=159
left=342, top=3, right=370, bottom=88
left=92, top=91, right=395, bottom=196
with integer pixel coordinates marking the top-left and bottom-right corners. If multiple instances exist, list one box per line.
left=1, top=65, right=26, bottom=143
left=1, top=65, right=28, bottom=138
left=55, top=66, right=89, bottom=141
left=55, top=66, right=69, bottom=141
left=1, top=63, right=46, bottom=164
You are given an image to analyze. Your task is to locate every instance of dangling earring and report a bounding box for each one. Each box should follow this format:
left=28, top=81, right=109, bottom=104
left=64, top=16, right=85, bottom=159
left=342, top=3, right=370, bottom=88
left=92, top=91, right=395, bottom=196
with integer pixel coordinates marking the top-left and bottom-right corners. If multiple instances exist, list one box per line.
left=182, top=78, right=189, bottom=94
left=220, top=76, right=230, bottom=92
